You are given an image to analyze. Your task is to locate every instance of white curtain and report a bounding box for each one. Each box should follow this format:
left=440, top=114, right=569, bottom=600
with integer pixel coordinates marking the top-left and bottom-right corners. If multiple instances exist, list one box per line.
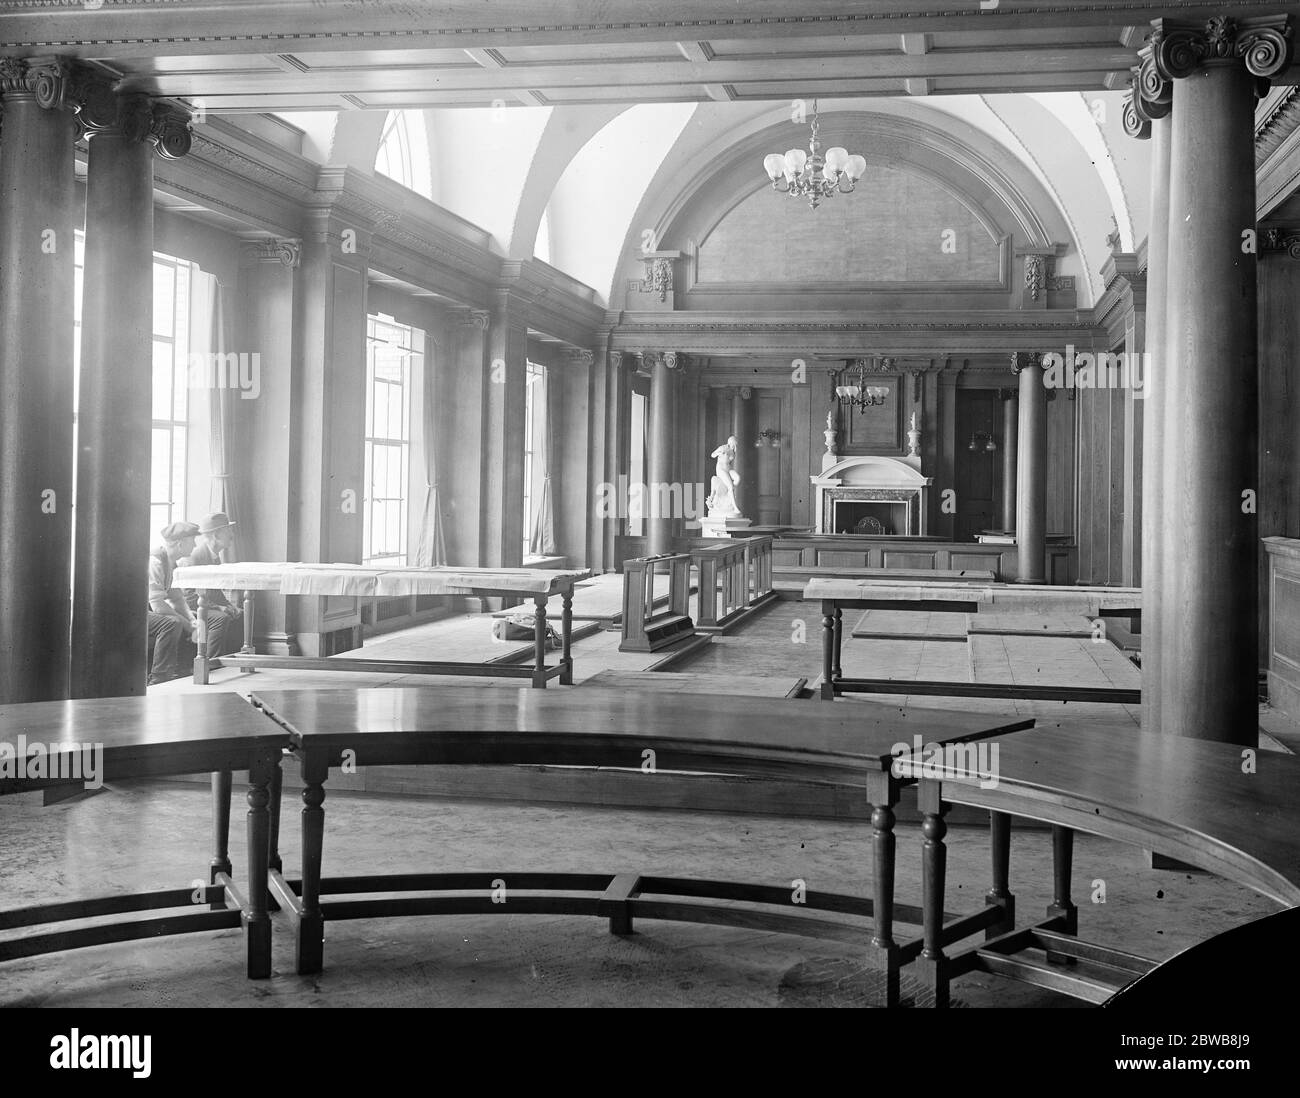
left=528, top=366, right=556, bottom=556
left=191, top=271, right=239, bottom=562
left=414, top=345, right=447, bottom=567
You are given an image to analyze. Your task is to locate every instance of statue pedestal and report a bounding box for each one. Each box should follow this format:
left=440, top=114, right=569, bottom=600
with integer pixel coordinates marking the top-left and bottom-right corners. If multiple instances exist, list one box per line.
left=700, top=516, right=751, bottom=539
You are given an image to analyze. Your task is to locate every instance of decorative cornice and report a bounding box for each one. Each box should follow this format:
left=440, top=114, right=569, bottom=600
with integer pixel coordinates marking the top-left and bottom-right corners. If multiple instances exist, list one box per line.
left=1257, top=85, right=1300, bottom=162
left=240, top=237, right=302, bottom=268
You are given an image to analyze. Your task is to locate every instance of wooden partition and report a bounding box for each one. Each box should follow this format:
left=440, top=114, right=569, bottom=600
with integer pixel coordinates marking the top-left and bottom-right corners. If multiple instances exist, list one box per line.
left=619, top=553, right=694, bottom=652
left=1265, top=537, right=1300, bottom=720
left=692, top=536, right=775, bottom=632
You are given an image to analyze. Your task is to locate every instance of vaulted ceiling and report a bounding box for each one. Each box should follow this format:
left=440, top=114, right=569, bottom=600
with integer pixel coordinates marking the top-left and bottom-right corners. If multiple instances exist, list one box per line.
left=5, top=1, right=1300, bottom=114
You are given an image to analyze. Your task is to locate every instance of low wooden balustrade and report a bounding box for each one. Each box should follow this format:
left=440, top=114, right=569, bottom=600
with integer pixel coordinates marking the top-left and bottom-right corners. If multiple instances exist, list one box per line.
left=619, top=552, right=694, bottom=652
left=692, top=536, right=775, bottom=632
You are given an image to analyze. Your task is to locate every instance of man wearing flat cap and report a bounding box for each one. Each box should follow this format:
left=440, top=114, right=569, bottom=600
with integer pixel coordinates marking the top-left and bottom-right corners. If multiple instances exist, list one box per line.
left=180, top=513, right=242, bottom=652
left=146, top=520, right=226, bottom=685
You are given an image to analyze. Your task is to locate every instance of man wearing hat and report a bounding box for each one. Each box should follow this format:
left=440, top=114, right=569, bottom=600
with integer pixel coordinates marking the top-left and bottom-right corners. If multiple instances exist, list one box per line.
left=146, top=521, right=203, bottom=686
left=180, top=513, right=242, bottom=647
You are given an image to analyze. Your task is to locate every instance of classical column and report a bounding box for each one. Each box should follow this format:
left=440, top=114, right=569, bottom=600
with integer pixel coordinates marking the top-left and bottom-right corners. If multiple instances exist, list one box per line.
left=0, top=60, right=78, bottom=702
left=70, top=91, right=191, bottom=698
left=1144, top=16, right=1289, bottom=744
left=1000, top=390, right=1018, bottom=533
left=484, top=287, right=529, bottom=570
left=1013, top=353, right=1047, bottom=583
left=646, top=351, right=681, bottom=556
left=1126, top=64, right=1172, bottom=736
left=730, top=385, right=755, bottom=518
left=233, top=238, right=301, bottom=655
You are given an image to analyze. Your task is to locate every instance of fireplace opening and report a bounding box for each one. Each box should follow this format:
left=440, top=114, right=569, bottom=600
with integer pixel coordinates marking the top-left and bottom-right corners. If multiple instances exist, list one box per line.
left=833, top=500, right=907, bottom=535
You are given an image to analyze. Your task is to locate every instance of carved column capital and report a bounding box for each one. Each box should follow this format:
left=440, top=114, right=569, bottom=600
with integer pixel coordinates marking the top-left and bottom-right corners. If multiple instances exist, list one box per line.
left=1263, top=227, right=1300, bottom=259
left=454, top=308, right=490, bottom=332
left=564, top=347, right=595, bottom=368
left=1150, top=16, right=1291, bottom=93
left=1010, top=351, right=1048, bottom=374
left=240, top=237, right=302, bottom=269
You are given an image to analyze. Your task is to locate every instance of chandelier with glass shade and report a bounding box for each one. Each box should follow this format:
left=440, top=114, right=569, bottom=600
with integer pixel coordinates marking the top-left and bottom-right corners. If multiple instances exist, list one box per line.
left=762, top=99, right=867, bottom=210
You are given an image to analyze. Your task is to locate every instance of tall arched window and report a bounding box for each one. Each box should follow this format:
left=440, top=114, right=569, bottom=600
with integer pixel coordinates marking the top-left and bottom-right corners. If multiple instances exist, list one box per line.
left=375, top=110, right=432, bottom=200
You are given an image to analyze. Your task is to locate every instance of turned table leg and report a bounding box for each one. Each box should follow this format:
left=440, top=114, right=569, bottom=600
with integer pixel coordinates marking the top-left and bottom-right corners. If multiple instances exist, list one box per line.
left=209, top=769, right=233, bottom=910
left=532, top=596, right=548, bottom=689
left=240, top=588, right=256, bottom=674
left=560, top=591, right=574, bottom=685
left=986, top=810, right=1015, bottom=939
left=243, top=750, right=277, bottom=979
left=832, top=606, right=843, bottom=682
left=193, top=592, right=211, bottom=685
left=820, top=600, right=836, bottom=699
left=1046, top=824, right=1078, bottom=964
left=918, top=780, right=951, bottom=1008
left=867, top=771, right=901, bottom=1007
left=297, top=751, right=329, bottom=975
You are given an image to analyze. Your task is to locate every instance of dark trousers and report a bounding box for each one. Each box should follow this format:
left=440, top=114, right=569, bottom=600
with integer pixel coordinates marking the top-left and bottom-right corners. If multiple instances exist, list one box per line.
left=147, top=612, right=182, bottom=684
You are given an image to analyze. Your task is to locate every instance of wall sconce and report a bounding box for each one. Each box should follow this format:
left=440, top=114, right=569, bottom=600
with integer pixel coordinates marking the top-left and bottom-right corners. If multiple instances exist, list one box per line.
left=755, top=428, right=782, bottom=448
left=968, top=432, right=998, bottom=453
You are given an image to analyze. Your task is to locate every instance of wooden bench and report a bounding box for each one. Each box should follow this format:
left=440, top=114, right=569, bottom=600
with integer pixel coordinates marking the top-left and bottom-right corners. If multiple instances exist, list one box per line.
left=249, top=686, right=1034, bottom=1007
left=0, top=694, right=286, bottom=978
left=908, top=718, right=1300, bottom=1005
left=806, top=578, right=1142, bottom=704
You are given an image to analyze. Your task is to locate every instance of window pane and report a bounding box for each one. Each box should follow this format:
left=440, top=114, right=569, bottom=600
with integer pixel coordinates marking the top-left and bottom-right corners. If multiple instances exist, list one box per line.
left=153, top=263, right=174, bottom=337
left=152, top=429, right=172, bottom=502
left=172, top=426, right=187, bottom=521
left=153, top=341, right=173, bottom=420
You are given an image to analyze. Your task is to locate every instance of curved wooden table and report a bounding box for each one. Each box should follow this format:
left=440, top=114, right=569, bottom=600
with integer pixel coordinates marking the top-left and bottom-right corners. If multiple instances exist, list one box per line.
left=909, top=717, right=1300, bottom=1004
left=250, top=686, right=1034, bottom=1007
left=0, top=694, right=286, bottom=978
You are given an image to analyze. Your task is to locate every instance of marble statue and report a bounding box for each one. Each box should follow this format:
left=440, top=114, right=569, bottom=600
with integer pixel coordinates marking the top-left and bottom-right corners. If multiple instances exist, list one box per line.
left=706, top=435, right=743, bottom=518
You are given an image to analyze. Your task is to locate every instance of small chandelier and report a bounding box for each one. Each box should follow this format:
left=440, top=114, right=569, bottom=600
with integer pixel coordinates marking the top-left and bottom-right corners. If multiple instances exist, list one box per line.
left=830, top=358, right=891, bottom=414
left=763, top=99, right=866, bottom=210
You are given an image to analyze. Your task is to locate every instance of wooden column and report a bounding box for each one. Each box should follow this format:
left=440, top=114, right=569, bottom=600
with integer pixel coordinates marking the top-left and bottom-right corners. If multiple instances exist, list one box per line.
left=483, top=287, right=528, bottom=569
left=0, top=61, right=78, bottom=703
left=1000, top=390, right=1018, bottom=533
left=290, top=191, right=370, bottom=654
left=1144, top=17, right=1289, bottom=744
left=72, top=94, right=190, bottom=698
left=646, top=351, right=678, bottom=556
left=234, top=239, right=300, bottom=653
left=1014, top=353, right=1047, bottom=584
left=730, top=386, right=755, bottom=519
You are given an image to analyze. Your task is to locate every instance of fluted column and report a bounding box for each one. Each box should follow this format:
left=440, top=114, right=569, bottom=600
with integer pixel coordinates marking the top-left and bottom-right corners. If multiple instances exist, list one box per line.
left=1013, top=353, right=1047, bottom=583
left=71, top=88, right=191, bottom=698
left=1140, top=16, right=1290, bottom=745
left=1000, top=390, right=1018, bottom=532
left=646, top=351, right=680, bottom=556
left=0, top=60, right=78, bottom=702
left=1126, top=62, right=1173, bottom=737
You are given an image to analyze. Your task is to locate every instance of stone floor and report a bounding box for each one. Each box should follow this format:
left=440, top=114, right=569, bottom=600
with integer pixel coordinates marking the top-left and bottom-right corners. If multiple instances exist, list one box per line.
left=1, top=595, right=1290, bottom=1007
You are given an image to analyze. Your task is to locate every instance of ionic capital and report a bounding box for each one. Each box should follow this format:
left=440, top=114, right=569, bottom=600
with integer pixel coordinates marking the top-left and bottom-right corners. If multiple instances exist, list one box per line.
left=1150, top=16, right=1291, bottom=84
left=240, top=237, right=302, bottom=269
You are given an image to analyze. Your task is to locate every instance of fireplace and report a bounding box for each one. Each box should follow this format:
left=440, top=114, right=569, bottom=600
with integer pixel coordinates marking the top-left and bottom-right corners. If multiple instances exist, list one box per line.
left=811, top=456, right=932, bottom=535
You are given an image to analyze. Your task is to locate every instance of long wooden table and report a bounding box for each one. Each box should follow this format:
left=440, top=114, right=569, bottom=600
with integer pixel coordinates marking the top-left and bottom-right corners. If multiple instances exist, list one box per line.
left=805, top=577, right=1142, bottom=704
left=249, top=686, right=1034, bottom=1007
left=172, top=562, right=591, bottom=688
left=908, top=718, right=1300, bottom=1005
left=0, top=694, right=285, bottom=978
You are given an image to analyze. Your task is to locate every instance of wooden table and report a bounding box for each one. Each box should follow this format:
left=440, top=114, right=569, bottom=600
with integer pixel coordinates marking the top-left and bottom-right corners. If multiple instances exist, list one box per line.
left=805, top=577, right=1142, bottom=704
left=250, top=686, right=1034, bottom=1006
left=908, top=719, right=1300, bottom=1005
left=0, top=694, right=286, bottom=978
left=173, top=562, right=591, bottom=688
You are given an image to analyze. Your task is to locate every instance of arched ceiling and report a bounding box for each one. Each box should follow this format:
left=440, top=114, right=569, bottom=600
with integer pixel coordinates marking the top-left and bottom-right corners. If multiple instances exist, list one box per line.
left=290, top=91, right=1150, bottom=308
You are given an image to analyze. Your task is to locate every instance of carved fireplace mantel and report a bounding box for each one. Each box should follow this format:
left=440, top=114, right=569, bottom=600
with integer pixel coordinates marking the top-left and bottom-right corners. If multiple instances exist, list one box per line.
left=811, top=455, right=933, bottom=535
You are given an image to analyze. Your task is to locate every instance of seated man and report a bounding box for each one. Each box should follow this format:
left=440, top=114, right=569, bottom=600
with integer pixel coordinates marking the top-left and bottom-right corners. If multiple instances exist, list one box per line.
left=147, top=521, right=224, bottom=685
left=180, top=512, right=243, bottom=655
